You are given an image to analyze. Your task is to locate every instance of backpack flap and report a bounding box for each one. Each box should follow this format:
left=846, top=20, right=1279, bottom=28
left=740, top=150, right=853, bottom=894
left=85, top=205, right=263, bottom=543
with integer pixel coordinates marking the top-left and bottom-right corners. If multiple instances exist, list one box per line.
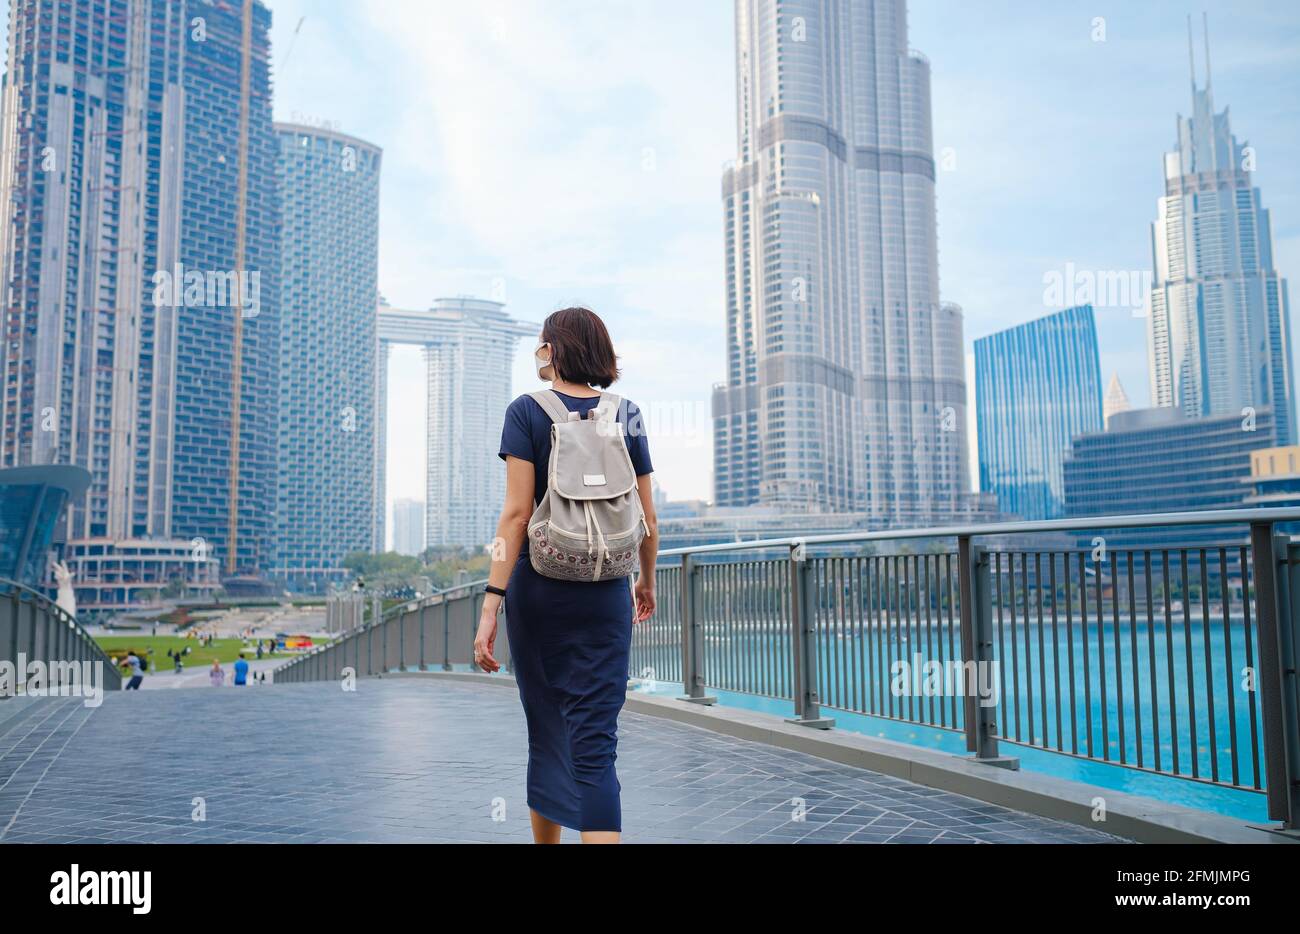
left=547, top=396, right=636, bottom=500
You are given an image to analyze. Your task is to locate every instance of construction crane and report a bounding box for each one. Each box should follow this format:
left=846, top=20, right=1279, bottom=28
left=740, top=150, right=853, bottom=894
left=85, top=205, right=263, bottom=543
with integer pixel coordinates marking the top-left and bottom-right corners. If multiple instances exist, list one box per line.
left=227, top=0, right=254, bottom=577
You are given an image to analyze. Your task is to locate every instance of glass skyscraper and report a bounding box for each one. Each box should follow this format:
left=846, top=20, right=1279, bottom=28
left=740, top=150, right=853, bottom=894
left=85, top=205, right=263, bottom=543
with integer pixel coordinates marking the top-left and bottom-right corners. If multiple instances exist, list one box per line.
left=0, top=0, right=278, bottom=598
left=272, top=124, right=380, bottom=590
left=1063, top=405, right=1276, bottom=552
left=1147, top=23, right=1294, bottom=445
left=975, top=305, right=1103, bottom=521
left=711, top=0, right=971, bottom=525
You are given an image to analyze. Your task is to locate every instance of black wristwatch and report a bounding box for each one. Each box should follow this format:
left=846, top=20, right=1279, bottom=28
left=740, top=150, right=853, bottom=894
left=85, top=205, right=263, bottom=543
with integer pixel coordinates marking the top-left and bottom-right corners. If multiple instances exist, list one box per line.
left=484, top=584, right=507, bottom=597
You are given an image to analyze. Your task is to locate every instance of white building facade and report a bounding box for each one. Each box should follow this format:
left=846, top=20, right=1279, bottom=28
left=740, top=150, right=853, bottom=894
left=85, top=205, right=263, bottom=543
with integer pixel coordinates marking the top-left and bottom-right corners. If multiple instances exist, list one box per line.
left=711, top=0, right=971, bottom=525
left=391, top=498, right=425, bottom=556
left=377, top=298, right=535, bottom=550
left=1147, top=28, right=1294, bottom=444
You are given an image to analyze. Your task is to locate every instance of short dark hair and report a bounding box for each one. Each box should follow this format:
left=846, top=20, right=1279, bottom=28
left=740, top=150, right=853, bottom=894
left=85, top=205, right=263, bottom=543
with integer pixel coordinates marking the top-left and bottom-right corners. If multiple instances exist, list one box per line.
left=541, top=307, right=620, bottom=388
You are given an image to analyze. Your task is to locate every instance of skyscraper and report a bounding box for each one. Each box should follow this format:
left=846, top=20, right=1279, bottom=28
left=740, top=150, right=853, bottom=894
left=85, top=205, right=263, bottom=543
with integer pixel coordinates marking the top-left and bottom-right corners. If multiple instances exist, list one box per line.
left=711, top=0, right=970, bottom=524
left=1148, top=18, right=1294, bottom=445
left=0, top=0, right=278, bottom=605
left=974, top=306, right=1103, bottom=521
left=391, top=498, right=425, bottom=557
left=376, top=298, right=535, bottom=549
left=272, top=124, right=380, bottom=591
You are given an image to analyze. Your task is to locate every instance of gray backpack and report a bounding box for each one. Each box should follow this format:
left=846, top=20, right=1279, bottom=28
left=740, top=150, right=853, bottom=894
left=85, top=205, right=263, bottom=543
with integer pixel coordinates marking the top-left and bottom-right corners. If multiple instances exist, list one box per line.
left=527, top=390, right=647, bottom=582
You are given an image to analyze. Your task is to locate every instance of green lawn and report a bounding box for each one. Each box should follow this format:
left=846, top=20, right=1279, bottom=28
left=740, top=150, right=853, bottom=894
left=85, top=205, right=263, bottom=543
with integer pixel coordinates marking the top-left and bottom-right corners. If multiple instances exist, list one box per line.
left=95, top=635, right=313, bottom=671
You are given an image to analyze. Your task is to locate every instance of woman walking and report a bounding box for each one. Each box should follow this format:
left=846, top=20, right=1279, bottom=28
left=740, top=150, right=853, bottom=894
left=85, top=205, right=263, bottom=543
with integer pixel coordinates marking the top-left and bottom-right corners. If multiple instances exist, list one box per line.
left=474, top=306, right=657, bottom=844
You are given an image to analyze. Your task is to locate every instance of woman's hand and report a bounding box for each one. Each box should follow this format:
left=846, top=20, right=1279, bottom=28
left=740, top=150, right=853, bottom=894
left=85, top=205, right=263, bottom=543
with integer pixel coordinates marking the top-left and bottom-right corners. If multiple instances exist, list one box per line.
left=474, top=600, right=501, bottom=672
left=633, top=577, right=655, bottom=623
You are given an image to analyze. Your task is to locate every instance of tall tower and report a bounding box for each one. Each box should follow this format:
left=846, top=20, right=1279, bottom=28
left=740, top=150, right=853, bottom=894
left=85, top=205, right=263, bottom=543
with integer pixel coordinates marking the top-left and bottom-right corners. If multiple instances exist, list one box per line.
left=272, top=124, right=381, bottom=591
left=711, top=0, right=969, bottom=525
left=0, top=0, right=278, bottom=606
left=376, top=298, right=535, bottom=550
left=1148, top=16, right=1294, bottom=444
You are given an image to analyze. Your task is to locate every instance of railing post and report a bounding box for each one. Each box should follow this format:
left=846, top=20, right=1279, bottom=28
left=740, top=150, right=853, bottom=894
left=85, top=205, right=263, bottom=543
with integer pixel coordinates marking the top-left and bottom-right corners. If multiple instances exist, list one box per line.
left=442, top=597, right=452, bottom=671
left=1252, top=524, right=1300, bottom=830
left=785, top=542, right=834, bottom=728
left=958, top=536, right=1017, bottom=768
left=398, top=605, right=407, bottom=671
left=419, top=605, right=427, bottom=671
left=676, top=553, right=715, bottom=705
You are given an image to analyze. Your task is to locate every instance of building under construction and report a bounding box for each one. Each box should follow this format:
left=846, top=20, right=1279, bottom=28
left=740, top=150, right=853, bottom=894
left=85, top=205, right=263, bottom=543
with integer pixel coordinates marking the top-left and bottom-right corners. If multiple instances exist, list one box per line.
left=0, top=0, right=279, bottom=610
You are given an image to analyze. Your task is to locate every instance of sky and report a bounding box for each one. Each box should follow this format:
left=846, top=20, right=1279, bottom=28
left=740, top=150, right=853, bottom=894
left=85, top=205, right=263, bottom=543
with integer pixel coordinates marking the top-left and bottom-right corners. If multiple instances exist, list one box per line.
left=263, top=0, right=1300, bottom=529
left=15, top=1, right=1300, bottom=536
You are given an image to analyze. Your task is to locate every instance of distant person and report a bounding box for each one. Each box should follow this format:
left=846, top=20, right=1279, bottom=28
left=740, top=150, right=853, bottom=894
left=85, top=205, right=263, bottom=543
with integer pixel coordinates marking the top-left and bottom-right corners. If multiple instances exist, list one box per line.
left=256, top=642, right=263, bottom=660
left=209, top=660, right=225, bottom=687
left=123, top=653, right=144, bottom=690
left=233, top=654, right=249, bottom=686
left=174, top=653, right=183, bottom=674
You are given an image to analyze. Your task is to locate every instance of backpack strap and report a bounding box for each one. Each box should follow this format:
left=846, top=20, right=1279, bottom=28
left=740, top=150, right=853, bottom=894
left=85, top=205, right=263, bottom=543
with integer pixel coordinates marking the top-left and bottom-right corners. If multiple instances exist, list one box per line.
left=595, top=392, right=623, bottom=423
left=529, top=390, right=572, bottom=425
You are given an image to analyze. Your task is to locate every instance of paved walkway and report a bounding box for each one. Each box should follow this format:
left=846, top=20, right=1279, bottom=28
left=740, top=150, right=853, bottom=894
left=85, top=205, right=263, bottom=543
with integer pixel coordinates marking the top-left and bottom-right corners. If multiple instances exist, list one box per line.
left=0, top=680, right=1126, bottom=844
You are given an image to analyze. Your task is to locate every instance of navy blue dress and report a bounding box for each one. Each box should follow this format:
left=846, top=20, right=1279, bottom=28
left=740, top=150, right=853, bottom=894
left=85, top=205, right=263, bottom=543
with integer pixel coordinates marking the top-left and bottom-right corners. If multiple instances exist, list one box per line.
left=497, top=390, right=653, bottom=832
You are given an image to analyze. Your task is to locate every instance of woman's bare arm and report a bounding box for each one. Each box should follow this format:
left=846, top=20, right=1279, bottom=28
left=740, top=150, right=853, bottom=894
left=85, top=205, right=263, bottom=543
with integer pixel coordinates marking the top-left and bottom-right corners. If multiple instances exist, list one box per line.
left=633, top=474, right=658, bottom=621
left=487, top=456, right=536, bottom=587
left=475, top=455, right=535, bottom=670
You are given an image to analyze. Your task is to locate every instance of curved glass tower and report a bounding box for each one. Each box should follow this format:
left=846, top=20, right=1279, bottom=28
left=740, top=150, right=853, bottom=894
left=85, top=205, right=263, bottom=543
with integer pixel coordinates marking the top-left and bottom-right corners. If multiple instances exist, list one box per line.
left=711, top=0, right=969, bottom=525
left=975, top=305, right=1103, bottom=521
left=272, top=124, right=381, bottom=590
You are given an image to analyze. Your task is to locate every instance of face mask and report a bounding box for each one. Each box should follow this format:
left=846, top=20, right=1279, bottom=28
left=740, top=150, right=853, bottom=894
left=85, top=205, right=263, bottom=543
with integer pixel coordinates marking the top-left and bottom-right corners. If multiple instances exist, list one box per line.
left=535, top=343, right=552, bottom=379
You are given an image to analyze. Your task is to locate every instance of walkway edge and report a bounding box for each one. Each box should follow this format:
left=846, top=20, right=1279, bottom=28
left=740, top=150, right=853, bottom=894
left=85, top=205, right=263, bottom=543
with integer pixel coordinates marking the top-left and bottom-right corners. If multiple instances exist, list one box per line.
left=380, top=669, right=1295, bottom=845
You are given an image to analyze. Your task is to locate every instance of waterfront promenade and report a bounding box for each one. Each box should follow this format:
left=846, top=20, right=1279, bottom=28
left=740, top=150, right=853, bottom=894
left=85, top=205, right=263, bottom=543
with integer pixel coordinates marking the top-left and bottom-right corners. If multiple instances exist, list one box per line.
left=0, top=679, right=1122, bottom=844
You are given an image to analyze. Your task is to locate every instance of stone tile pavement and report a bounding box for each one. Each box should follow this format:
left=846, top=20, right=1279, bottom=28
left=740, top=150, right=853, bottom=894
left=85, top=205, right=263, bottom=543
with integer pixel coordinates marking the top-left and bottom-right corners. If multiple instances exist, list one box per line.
left=0, top=679, right=1128, bottom=844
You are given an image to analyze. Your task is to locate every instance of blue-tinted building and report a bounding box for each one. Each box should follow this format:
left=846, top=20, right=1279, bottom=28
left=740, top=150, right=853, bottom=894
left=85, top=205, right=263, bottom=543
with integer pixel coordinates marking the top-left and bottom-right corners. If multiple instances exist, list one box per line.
left=1064, top=407, right=1276, bottom=518
left=974, top=305, right=1103, bottom=520
left=0, top=0, right=279, bottom=606
left=272, top=124, right=381, bottom=591
left=1062, top=406, right=1277, bottom=552
left=168, top=0, right=281, bottom=577
left=0, top=466, right=88, bottom=588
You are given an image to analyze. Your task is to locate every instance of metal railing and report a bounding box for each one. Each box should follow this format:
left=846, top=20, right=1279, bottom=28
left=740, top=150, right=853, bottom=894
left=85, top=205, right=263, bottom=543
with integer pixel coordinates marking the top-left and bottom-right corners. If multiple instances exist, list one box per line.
left=274, top=580, right=500, bottom=683
left=272, top=508, right=1300, bottom=830
left=0, top=578, right=122, bottom=694
left=638, top=508, right=1300, bottom=830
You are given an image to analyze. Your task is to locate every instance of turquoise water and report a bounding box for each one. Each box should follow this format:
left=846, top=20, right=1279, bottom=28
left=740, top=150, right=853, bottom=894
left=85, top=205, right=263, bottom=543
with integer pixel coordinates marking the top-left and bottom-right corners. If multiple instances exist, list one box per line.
left=632, top=612, right=1272, bottom=823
